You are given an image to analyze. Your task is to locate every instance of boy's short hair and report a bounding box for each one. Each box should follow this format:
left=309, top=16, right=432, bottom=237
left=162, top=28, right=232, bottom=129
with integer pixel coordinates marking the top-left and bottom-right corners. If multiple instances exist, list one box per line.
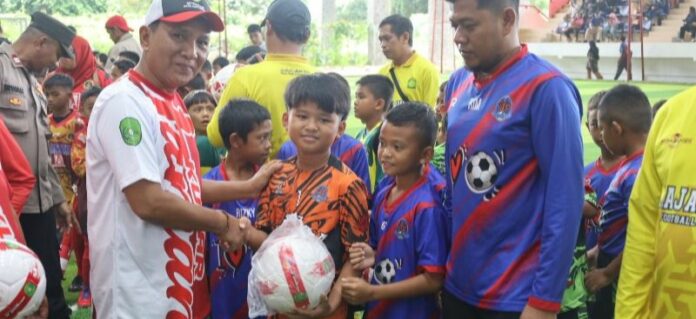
left=97, top=53, right=108, bottom=66
left=285, top=73, right=350, bottom=121
left=599, top=84, right=652, bottom=134
left=235, top=45, right=265, bottom=64
left=652, top=99, right=667, bottom=118
left=183, top=90, right=216, bottom=110
left=43, top=73, right=74, bottom=90
left=202, top=60, right=212, bottom=72
left=356, top=75, right=394, bottom=111
left=587, top=90, right=607, bottom=112
left=113, top=59, right=136, bottom=73
left=247, top=24, right=262, bottom=34
left=81, top=86, right=102, bottom=104
left=379, top=15, right=414, bottom=46
left=439, top=80, right=448, bottom=92
left=212, top=56, right=229, bottom=68
left=118, top=50, right=140, bottom=65
left=385, top=102, right=438, bottom=148
left=218, top=99, right=271, bottom=149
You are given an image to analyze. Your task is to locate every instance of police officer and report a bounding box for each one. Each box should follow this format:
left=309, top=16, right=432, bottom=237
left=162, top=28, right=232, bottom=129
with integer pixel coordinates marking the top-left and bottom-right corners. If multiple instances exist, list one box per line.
left=0, top=12, right=77, bottom=319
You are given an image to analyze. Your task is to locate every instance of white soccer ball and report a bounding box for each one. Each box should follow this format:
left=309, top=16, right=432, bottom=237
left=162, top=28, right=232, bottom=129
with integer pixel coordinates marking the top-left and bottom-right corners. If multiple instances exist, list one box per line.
left=0, top=239, right=46, bottom=318
left=252, top=235, right=336, bottom=314
left=466, top=151, right=498, bottom=193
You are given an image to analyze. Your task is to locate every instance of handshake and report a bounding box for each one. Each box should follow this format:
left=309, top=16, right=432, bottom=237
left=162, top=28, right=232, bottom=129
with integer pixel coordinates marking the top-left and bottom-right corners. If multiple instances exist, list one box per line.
left=214, top=213, right=254, bottom=252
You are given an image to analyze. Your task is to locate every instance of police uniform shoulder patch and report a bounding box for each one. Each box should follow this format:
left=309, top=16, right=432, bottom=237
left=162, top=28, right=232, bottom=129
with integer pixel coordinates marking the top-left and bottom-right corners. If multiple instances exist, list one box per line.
left=119, top=117, right=142, bottom=146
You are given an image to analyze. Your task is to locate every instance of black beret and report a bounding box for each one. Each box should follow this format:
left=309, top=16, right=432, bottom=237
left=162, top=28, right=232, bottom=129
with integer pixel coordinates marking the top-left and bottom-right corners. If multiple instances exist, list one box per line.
left=29, top=12, right=75, bottom=59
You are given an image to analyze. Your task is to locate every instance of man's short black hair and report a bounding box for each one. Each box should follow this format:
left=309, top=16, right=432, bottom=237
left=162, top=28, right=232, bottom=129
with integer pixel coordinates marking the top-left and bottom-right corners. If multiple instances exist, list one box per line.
left=43, top=73, right=74, bottom=90
left=379, top=14, right=414, bottom=46
left=587, top=90, right=607, bottom=112
left=247, top=24, right=262, bottom=34
left=118, top=50, right=140, bottom=64
left=81, top=86, right=102, bottom=104
left=384, top=102, right=438, bottom=148
left=599, top=84, right=652, bottom=134
left=202, top=60, right=212, bottom=72
left=445, top=0, right=520, bottom=14
left=285, top=73, right=350, bottom=121
left=356, top=75, right=394, bottom=112
left=113, top=59, right=136, bottom=73
left=235, top=45, right=265, bottom=64
left=218, top=99, right=271, bottom=149
left=183, top=90, right=216, bottom=110
left=212, top=56, right=230, bottom=68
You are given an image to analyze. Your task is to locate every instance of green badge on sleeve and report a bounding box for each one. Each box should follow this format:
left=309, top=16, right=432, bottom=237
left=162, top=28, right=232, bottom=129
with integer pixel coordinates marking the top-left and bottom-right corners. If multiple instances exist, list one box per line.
left=407, top=78, right=417, bottom=89
left=119, top=117, right=142, bottom=146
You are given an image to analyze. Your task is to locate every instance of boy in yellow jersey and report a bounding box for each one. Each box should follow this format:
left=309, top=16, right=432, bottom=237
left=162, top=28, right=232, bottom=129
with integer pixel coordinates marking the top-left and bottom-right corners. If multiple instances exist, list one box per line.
left=616, top=85, right=696, bottom=319
left=378, top=14, right=440, bottom=108
left=208, top=0, right=316, bottom=157
left=354, top=75, right=394, bottom=193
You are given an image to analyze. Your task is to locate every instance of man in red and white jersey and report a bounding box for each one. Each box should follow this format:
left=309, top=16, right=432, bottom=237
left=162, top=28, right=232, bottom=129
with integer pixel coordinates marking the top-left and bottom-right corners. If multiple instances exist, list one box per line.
left=86, top=1, right=280, bottom=318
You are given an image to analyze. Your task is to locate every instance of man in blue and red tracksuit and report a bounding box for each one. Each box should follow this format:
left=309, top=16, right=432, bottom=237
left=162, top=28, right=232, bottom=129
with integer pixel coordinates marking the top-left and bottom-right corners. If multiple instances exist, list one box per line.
left=443, top=1, right=584, bottom=318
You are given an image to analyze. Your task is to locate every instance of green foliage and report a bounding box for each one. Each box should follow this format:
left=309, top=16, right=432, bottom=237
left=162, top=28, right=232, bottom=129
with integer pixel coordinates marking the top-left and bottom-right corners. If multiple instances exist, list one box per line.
left=392, top=0, right=428, bottom=17
left=338, top=0, right=367, bottom=21
left=0, top=0, right=108, bottom=15
left=225, top=0, right=275, bottom=26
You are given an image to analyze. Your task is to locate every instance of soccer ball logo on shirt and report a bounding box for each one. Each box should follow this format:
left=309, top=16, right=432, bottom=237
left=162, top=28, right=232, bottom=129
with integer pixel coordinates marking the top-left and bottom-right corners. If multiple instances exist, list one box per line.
left=374, top=259, right=397, bottom=284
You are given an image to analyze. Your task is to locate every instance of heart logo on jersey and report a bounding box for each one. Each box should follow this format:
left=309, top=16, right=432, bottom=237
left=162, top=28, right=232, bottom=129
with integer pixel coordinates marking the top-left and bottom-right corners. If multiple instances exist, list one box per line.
left=223, top=247, right=245, bottom=270
left=449, top=146, right=467, bottom=185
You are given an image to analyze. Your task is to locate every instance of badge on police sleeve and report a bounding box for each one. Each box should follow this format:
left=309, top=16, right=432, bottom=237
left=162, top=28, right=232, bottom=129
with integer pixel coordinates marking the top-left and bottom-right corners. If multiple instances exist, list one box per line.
left=119, top=117, right=142, bottom=146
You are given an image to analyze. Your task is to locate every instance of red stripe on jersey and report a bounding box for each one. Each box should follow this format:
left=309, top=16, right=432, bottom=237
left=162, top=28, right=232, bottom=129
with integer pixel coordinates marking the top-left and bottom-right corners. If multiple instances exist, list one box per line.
left=376, top=202, right=435, bottom=255
left=445, top=76, right=474, bottom=112
left=366, top=300, right=396, bottom=319
left=340, top=143, right=362, bottom=164
left=479, top=240, right=540, bottom=306
left=528, top=296, right=561, bottom=312
left=447, top=159, right=538, bottom=271
left=598, top=215, right=628, bottom=245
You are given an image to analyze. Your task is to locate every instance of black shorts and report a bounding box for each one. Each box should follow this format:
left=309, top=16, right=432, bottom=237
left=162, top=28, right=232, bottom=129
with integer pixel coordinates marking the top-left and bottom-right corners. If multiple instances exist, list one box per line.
left=442, top=290, right=521, bottom=319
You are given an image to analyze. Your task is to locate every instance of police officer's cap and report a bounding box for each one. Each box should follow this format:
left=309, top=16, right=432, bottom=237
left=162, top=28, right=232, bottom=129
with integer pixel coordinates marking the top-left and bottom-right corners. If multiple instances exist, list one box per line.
left=29, top=12, right=75, bottom=59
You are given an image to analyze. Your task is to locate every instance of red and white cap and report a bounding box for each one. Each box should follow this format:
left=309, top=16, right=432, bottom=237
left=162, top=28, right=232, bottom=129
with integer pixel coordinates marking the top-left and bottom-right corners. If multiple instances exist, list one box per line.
left=144, top=0, right=225, bottom=32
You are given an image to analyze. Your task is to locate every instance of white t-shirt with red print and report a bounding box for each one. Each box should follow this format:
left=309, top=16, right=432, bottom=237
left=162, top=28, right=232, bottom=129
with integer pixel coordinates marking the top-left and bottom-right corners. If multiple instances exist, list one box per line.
left=87, top=70, right=209, bottom=319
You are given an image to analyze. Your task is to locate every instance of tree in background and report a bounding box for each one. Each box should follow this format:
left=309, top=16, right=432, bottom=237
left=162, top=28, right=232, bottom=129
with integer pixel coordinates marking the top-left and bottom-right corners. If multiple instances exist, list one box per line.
left=392, top=0, right=428, bottom=17
left=0, top=0, right=107, bottom=15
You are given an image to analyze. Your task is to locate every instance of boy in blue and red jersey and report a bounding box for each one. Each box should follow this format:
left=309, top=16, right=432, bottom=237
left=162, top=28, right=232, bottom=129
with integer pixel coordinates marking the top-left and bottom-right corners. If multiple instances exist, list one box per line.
left=443, top=0, right=584, bottom=318
left=205, top=100, right=272, bottom=319
left=584, top=84, right=651, bottom=319
left=583, top=91, right=624, bottom=254
left=342, top=102, right=449, bottom=319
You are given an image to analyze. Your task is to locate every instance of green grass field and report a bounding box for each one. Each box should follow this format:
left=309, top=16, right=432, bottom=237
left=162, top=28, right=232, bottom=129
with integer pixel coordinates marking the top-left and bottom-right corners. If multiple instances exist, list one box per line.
left=62, top=79, right=691, bottom=319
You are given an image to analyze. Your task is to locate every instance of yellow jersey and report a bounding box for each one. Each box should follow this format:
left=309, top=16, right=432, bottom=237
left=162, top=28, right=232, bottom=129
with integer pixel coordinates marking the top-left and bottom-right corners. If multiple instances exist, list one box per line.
left=378, top=52, right=440, bottom=108
left=616, top=85, right=696, bottom=319
left=207, top=54, right=316, bottom=156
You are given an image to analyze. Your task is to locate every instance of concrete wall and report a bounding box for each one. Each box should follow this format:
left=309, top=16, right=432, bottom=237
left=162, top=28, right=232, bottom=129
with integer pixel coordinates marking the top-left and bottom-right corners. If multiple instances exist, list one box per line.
left=527, top=42, right=696, bottom=83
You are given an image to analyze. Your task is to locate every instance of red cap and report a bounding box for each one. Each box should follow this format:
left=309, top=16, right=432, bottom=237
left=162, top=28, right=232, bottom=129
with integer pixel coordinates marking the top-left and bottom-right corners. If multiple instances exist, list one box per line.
left=105, top=15, right=133, bottom=32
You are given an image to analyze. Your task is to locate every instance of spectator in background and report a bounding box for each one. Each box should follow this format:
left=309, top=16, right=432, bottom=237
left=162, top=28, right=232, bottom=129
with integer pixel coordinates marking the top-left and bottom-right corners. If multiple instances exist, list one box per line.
left=247, top=23, right=267, bottom=51
left=679, top=6, right=696, bottom=41
left=566, top=13, right=585, bottom=42
left=110, top=59, right=135, bottom=80
left=604, top=8, right=620, bottom=41
left=200, top=60, right=213, bottom=88
left=177, top=73, right=206, bottom=99
left=212, top=56, right=229, bottom=74
left=209, top=46, right=265, bottom=100
left=585, top=12, right=604, bottom=41
left=614, top=35, right=632, bottom=80
left=587, top=41, right=604, bottom=79
left=56, top=35, right=112, bottom=109
left=559, top=14, right=574, bottom=41
left=104, top=15, right=141, bottom=71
